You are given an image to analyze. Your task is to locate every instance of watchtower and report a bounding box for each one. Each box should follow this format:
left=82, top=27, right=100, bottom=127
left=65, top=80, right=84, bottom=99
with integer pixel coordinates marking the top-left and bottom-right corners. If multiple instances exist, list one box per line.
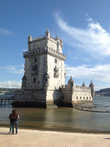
left=22, top=30, right=66, bottom=107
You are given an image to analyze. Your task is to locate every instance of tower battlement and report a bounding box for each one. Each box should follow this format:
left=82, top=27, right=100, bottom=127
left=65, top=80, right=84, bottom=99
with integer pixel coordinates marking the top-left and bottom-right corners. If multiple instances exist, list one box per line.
left=24, top=47, right=66, bottom=60
left=28, top=31, right=63, bottom=54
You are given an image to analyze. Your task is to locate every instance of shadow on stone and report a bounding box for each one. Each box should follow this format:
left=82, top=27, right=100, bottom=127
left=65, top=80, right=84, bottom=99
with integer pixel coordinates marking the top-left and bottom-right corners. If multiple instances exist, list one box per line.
left=104, top=138, right=110, bottom=140
left=0, top=132, right=9, bottom=135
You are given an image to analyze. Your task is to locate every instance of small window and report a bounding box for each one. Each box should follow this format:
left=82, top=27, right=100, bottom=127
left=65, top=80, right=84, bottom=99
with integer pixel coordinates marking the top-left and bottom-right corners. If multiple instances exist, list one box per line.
left=80, top=97, right=82, bottom=99
left=55, top=58, right=57, bottom=63
left=76, top=96, right=78, bottom=99
left=54, top=66, right=59, bottom=78
left=87, top=97, right=88, bottom=100
left=33, top=78, right=36, bottom=83
left=34, top=58, right=37, bottom=62
left=83, top=97, right=85, bottom=100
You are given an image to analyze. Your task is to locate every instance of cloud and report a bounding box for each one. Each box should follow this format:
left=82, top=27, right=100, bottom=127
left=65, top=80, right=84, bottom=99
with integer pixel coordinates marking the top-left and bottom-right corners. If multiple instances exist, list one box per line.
left=65, top=64, right=110, bottom=89
left=0, top=65, right=23, bottom=88
left=0, top=65, right=24, bottom=74
left=0, top=81, right=21, bottom=88
left=55, top=13, right=110, bottom=56
left=0, top=28, right=13, bottom=36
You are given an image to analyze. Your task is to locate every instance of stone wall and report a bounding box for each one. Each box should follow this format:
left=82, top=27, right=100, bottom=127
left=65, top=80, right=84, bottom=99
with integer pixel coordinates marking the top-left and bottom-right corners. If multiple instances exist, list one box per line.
left=61, top=77, right=94, bottom=105
left=72, top=86, right=93, bottom=103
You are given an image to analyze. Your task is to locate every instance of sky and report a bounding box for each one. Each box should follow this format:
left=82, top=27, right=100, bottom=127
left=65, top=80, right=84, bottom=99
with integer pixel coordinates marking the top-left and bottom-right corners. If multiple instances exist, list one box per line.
left=0, top=0, right=110, bottom=90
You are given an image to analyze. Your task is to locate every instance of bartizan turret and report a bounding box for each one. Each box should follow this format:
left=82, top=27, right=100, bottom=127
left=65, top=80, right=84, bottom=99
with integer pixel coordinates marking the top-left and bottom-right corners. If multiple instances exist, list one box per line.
left=89, top=81, right=95, bottom=98
left=68, top=76, right=74, bottom=89
left=28, top=35, right=32, bottom=51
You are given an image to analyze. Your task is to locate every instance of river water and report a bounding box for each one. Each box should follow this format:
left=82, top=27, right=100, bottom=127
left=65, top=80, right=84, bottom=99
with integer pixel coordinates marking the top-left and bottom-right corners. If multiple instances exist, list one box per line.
left=0, top=96, right=110, bottom=133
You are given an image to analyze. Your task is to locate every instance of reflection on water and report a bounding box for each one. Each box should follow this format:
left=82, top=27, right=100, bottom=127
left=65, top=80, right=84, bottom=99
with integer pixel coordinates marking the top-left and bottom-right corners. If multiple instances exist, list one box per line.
left=0, top=96, right=110, bottom=132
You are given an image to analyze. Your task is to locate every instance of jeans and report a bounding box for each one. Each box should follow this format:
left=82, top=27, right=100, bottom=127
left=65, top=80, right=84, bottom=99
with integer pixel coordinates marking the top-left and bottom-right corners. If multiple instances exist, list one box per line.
left=10, top=120, right=18, bottom=134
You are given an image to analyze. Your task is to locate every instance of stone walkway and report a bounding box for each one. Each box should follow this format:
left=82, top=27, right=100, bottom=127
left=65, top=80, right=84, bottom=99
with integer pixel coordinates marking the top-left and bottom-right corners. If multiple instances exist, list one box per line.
left=0, top=127, right=110, bottom=147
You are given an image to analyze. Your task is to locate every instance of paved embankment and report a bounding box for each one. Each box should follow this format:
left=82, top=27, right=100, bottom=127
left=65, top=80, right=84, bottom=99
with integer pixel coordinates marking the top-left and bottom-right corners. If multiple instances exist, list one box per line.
left=0, top=127, right=110, bottom=147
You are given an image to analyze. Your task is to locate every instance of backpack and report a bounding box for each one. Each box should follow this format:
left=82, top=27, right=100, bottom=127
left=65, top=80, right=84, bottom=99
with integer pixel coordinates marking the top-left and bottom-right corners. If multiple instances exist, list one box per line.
left=9, top=113, right=19, bottom=121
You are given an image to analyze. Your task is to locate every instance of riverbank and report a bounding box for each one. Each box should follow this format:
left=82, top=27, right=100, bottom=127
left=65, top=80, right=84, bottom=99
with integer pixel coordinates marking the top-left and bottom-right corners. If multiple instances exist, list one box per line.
left=0, top=127, right=110, bottom=147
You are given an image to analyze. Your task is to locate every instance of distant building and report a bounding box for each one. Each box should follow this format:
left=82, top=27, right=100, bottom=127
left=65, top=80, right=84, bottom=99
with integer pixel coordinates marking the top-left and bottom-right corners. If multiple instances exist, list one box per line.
left=13, top=31, right=94, bottom=108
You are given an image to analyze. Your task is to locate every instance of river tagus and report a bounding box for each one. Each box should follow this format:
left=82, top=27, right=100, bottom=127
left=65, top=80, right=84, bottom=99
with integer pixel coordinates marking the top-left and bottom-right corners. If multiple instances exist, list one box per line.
left=0, top=96, right=110, bottom=133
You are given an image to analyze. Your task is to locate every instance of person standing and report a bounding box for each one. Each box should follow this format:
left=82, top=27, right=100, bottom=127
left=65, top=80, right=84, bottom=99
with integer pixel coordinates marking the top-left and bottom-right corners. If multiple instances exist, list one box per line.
left=9, top=109, right=19, bottom=134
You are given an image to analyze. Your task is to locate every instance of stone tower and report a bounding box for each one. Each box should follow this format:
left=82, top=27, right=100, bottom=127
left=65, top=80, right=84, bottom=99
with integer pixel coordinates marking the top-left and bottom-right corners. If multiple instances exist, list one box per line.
left=22, top=30, right=66, bottom=107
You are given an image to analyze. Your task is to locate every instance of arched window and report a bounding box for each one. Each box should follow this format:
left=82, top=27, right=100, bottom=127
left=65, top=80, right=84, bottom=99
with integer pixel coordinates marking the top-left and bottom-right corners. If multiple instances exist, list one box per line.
left=32, top=64, right=38, bottom=74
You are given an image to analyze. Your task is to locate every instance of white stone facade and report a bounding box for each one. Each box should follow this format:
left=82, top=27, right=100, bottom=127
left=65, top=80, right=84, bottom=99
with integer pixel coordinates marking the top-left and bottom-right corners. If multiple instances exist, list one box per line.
left=22, top=30, right=66, bottom=103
